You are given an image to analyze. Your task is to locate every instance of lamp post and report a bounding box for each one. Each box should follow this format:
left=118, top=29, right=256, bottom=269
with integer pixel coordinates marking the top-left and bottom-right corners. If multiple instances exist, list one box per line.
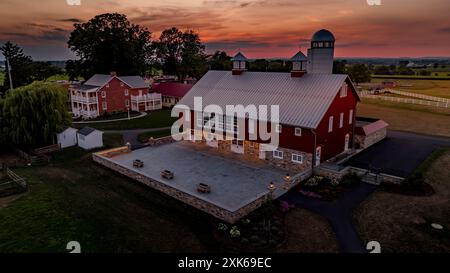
left=268, top=181, right=276, bottom=200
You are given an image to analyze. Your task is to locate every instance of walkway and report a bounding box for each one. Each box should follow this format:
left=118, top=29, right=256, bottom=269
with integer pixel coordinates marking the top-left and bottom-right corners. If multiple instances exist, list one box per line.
left=280, top=183, right=377, bottom=253
left=73, top=112, right=147, bottom=124
left=105, top=127, right=172, bottom=148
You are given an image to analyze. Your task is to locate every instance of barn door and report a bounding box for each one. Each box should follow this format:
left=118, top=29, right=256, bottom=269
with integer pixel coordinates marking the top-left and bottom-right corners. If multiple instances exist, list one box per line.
left=315, top=146, right=321, bottom=166
left=344, top=134, right=350, bottom=152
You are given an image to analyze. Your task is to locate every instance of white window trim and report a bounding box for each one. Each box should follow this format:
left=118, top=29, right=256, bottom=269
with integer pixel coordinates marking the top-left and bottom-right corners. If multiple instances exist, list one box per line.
left=106, top=84, right=110, bottom=88
left=295, top=127, right=302, bottom=136
left=273, top=150, right=283, bottom=159
left=124, top=89, right=129, bottom=96
left=349, top=109, right=354, bottom=125
left=125, top=100, right=129, bottom=107
left=102, top=101, right=107, bottom=110
left=291, top=154, right=303, bottom=164
left=328, top=116, right=334, bottom=133
left=340, top=83, right=348, bottom=98
left=101, top=91, right=106, bottom=98
left=339, top=113, right=344, bottom=128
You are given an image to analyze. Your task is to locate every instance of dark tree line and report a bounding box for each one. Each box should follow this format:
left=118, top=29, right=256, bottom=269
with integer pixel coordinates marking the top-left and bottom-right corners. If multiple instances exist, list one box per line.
left=0, top=42, right=63, bottom=92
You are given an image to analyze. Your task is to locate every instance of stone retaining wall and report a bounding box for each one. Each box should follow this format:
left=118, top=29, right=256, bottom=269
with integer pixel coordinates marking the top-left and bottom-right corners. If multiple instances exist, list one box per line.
left=314, top=165, right=404, bottom=184
left=92, top=153, right=270, bottom=223
left=265, top=147, right=313, bottom=174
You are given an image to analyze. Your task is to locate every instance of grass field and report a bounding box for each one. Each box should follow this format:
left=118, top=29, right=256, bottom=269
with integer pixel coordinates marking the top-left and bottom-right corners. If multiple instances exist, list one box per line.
left=358, top=102, right=450, bottom=137
left=73, top=110, right=177, bottom=131
left=103, top=133, right=124, bottom=148
left=371, top=78, right=450, bottom=99
left=354, top=150, right=450, bottom=253
left=372, top=75, right=450, bottom=80
left=0, top=147, right=337, bottom=253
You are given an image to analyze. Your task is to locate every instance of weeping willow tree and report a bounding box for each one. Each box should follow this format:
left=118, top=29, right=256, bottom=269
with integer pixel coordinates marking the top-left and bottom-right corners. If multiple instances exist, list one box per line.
left=0, top=82, right=71, bottom=147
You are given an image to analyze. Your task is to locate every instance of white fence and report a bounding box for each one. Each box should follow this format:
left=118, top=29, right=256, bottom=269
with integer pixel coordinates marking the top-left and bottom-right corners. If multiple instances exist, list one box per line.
left=359, top=89, right=450, bottom=108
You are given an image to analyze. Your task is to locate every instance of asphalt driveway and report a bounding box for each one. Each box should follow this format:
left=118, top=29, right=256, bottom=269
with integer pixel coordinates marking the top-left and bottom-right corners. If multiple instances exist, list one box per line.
left=345, top=130, right=450, bottom=177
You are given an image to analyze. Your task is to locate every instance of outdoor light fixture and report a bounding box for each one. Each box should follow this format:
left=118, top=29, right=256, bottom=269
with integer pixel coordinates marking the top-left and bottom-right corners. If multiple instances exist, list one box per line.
left=284, top=174, right=291, bottom=182
left=268, top=182, right=276, bottom=192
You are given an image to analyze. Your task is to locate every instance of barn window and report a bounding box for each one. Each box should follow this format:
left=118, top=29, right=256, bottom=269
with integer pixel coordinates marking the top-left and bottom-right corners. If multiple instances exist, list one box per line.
left=340, top=83, right=348, bottom=98
left=339, top=113, right=344, bottom=128
left=106, top=84, right=110, bottom=88
left=102, top=101, right=107, bottom=110
left=101, top=91, right=106, bottom=98
left=124, top=89, right=129, bottom=96
left=120, top=82, right=124, bottom=87
left=125, top=100, right=129, bottom=107
left=273, top=150, right=283, bottom=159
left=328, top=116, right=334, bottom=132
left=349, top=109, right=354, bottom=124
left=292, top=154, right=303, bottom=164
left=295, top=128, right=302, bottom=136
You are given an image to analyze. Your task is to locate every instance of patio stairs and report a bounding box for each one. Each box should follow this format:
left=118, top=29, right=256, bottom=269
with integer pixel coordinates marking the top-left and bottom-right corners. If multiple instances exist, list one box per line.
left=361, top=173, right=383, bottom=185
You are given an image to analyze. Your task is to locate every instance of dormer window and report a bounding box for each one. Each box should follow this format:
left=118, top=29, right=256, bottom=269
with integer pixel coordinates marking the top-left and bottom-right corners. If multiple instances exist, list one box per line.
left=232, top=52, right=248, bottom=75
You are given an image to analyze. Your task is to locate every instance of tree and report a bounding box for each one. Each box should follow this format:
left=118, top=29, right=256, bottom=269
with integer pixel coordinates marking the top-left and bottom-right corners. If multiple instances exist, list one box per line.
left=67, top=13, right=152, bottom=79
left=0, top=82, right=71, bottom=146
left=0, top=41, right=33, bottom=90
left=154, top=27, right=208, bottom=80
left=31, top=62, right=63, bottom=81
left=333, top=60, right=347, bottom=74
left=348, top=64, right=371, bottom=85
left=249, top=59, right=269, bottom=72
left=208, top=51, right=232, bottom=70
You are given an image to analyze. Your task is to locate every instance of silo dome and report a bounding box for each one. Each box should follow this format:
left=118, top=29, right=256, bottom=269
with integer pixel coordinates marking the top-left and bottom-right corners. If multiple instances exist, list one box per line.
left=311, top=29, right=335, bottom=42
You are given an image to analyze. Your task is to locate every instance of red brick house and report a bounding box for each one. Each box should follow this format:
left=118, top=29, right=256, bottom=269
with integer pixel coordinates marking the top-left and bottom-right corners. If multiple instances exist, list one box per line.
left=70, top=73, right=162, bottom=119
left=177, top=29, right=360, bottom=172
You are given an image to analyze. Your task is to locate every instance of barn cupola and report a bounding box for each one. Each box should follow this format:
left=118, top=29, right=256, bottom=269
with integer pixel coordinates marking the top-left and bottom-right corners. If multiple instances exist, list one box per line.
left=290, top=50, right=307, bottom=77
left=231, top=52, right=248, bottom=75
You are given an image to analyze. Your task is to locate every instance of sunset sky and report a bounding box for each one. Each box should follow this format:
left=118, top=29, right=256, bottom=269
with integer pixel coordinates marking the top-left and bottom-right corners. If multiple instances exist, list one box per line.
left=0, top=0, right=449, bottom=60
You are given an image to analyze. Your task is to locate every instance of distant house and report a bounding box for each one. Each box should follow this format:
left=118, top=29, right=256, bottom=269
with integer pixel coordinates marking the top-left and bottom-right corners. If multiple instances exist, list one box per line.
left=69, top=72, right=162, bottom=120
left=151, top=82, right=193, bottom=108
left=57, top=127, right=78, bottom=149
left=77, top=127, right=103, bottom=150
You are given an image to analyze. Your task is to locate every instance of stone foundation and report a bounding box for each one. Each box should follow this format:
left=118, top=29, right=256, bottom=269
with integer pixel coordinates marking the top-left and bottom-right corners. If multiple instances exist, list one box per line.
left=314, top=165, right=404, bottom=184
left=265, top=147, right=313, bottom=174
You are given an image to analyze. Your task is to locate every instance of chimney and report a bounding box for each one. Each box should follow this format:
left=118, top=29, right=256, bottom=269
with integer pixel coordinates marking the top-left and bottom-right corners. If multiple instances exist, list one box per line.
left=110, top=71, right=117, bottom=77
left=231, top=52, right=248, bottom=76
left=290, top=50, right=307, bottom=78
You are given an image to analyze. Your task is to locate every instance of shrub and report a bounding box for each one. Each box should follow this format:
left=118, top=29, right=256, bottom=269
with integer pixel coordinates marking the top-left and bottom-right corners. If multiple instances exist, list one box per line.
left=218, top=223, right=228, bottom=231
left=241, top=219, right=251, bottom=225
left=230, top=226, right=241, bottom=238
left=241, top=238, right=249, bottom=244
left=250, top=235, right=259, bottom=242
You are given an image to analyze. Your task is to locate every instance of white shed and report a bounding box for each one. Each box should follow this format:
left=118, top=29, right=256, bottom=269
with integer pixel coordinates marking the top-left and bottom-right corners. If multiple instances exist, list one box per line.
left=57, top=127, right=78, bottom=149
left=77, top=127, right=104, bottom=150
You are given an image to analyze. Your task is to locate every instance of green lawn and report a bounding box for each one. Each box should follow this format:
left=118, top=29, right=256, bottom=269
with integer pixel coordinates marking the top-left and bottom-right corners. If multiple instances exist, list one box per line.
left=0, top=147, right=214, bottom=252
left=372, top=74, right=450, bottom=80
left=73, top=110, right=177, bottom=131
left=103, top=133, right=124, bottom=148
left=138, top=129, right=172, bottom=143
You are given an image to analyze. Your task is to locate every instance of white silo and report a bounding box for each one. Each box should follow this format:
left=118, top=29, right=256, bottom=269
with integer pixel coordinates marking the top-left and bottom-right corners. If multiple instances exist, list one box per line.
left=307, top=29, right=335, bottom=74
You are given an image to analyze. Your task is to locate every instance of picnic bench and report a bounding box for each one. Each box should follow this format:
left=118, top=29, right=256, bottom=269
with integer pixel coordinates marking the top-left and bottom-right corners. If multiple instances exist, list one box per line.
left=197, top=183, right=211, bottom=193
left=133, top=159, right=144, bottom=168
left=161, top=170, right=174, bottom=180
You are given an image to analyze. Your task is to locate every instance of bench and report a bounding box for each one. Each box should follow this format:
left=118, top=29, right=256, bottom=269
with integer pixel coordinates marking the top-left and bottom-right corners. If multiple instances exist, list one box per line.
left=161, top=170, right=174, bottom=180
left=133, top=159, right=144, bottom=168
left=197, top=183, right=211, bottom=193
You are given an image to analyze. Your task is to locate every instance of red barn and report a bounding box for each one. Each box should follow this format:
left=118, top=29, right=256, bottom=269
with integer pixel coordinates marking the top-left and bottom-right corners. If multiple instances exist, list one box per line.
left=177, top=30, right=360, bottom=172
left=70, top=73, right=162, bottom=119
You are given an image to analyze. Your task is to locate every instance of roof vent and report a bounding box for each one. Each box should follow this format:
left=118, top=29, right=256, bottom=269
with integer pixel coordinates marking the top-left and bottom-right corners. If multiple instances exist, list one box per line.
left=231, top=52, right=248, bottom=75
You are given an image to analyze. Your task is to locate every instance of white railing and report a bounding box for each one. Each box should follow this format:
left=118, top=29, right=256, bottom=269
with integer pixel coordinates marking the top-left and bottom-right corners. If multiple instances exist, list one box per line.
left=360, top=94, right=450, bottom=108
left=72, top=108, right=99, bottom=119
left=384, top=89, right=450, bottom=103
left=71, top=95, right=98, bottom=104
left=131, top=93, right=162, bottom=103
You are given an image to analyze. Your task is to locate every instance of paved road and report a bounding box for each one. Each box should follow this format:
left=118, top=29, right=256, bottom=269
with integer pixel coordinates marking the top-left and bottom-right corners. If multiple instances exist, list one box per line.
left=280, top=183, right=377, bottom=253
left=346, top=130, right=450, bottom=177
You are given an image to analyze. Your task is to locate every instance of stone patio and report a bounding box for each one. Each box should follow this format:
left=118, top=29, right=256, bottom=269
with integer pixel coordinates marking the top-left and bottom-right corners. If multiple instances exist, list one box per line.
left=93, top=141, right=309, bottom=222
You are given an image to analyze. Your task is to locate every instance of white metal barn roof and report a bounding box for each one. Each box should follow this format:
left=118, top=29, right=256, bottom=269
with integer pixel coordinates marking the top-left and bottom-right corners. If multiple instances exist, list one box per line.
left=177, top=71, right=353, bottom=129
